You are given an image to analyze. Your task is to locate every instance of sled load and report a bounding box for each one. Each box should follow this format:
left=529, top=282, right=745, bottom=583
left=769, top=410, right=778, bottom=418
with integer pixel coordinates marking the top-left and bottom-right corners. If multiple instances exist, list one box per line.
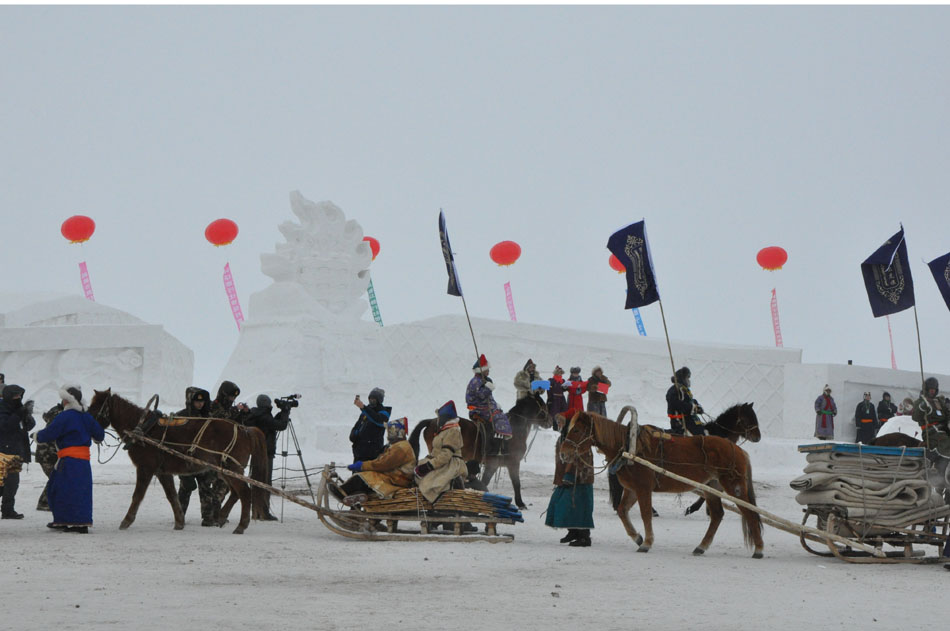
left=316, top=465, right=522, bottom=542
left=794, top=443, right=950, bottom=564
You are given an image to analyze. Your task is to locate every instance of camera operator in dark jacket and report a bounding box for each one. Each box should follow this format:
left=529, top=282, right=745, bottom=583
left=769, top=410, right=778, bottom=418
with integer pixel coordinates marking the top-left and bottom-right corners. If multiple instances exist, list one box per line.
left=349, top=388, right=390, bottom=463
left=0, top=384, right=37, bottom=519
left=244, top=394, right=294, bottom=520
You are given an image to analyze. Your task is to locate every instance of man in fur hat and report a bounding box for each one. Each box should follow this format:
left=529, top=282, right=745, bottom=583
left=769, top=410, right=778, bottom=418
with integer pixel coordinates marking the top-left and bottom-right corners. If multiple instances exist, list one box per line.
left=330, top=417, right=416, bottom=504
left=586, top=366, right=612, bottom=418
left=0, top=384, right=36, bottom=519
left=414, top=401, right=468, bottom=503
left=666, top=367, right=706, bottom=436
left=565, top=367, right=587, bottom=415
left=913, top=377, right=950, bottom=456
left=514, top=359, right=540, bottom=401
left=36, top=386, right=105, bottom=532
left=174, top=387, right=222, bottom=525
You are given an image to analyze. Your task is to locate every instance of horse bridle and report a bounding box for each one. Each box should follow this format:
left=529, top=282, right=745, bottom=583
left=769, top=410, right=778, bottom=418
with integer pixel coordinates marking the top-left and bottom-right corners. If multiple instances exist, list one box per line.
left=93, top=391, right=113, bottom=427
left=560, top=418, right=594, bottom=461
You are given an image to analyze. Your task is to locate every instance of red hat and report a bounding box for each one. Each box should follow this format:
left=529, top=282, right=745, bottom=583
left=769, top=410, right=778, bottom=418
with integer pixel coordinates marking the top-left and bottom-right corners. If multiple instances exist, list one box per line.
left=472, top=354, right=490, bottom=374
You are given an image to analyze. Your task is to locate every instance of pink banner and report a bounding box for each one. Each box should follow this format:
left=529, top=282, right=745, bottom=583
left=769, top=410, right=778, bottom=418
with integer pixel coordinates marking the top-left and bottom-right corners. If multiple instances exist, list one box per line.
left=223, top=263, right=245, bottom=331
left=78, top=261, right=95, bottom=301
left=504, top=281, right=517, bottom=322
left=770, top=288, right=783, bottom=347
left=886, top=315, right=898, bottom=369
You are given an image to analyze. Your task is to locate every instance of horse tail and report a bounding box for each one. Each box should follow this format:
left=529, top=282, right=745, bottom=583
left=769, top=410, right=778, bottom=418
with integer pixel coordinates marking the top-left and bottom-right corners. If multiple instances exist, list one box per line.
left=409, top=418, right=431, bottom=458
left=740, top=452, right=763, bottom=550
left=247, top=427, right=271, bottom=516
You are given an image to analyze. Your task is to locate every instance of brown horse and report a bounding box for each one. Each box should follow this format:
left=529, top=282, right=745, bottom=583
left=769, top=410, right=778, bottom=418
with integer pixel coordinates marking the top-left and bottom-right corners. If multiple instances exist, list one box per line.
left=408, top=393, right=552, bottom=509
left=88, top=389, right=270, bottom=534
left=560, top=410, right=764, bottom=558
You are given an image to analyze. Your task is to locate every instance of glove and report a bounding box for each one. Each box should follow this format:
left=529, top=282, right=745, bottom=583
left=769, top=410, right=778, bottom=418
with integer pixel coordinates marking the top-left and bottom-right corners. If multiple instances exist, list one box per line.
left=347, top=461, right=363, bottom=472
left=415, top=462, right=434, bottom=478
left=485, top=381, right=495, bottom=391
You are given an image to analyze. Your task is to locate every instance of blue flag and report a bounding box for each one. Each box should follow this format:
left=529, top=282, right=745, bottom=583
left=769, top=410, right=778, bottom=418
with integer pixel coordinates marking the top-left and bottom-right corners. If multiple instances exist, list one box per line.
left=607, top=220, right=660, bottom=309
left=927, top=251, right=950, bottom=313
left=439, top=210, right=463, bottom=297
left=861, top=226, right=915, bottom=317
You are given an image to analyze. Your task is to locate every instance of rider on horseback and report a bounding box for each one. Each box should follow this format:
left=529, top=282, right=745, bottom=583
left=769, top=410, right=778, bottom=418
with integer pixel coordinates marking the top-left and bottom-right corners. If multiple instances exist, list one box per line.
left=466, top=354, right=512, bottom=455
left=666, top=367, right=707, bottom=436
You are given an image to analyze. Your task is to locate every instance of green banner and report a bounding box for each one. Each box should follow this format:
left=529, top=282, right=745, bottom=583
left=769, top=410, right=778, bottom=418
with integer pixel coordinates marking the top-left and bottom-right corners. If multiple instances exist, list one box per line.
left=368, top=278, right=383, bottom=327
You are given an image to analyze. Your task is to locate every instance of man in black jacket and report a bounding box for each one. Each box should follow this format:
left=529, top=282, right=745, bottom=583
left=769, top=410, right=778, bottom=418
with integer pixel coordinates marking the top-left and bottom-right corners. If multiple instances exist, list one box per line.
left=174, top=387, right=217, bottom=523
left=244, top=394, right=291, bottom=520
left=854, top=391, right=879, bottom=444
left=0, top=385, right=36, bottom=519
left=666, top=367, right=707, bottom=436
left=349, top=388, right=390, bottom=463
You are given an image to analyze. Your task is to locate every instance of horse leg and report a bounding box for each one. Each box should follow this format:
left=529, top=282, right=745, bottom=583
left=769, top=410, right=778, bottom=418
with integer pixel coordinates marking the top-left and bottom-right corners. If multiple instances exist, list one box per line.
left=230, top=477, right=251, bottom=535
left=730, top=475, right=765, bottom=559
left=636, top=481, right=655, bottom=552
left=156, top=473, right=185, bottom=530
left=693, top=492, right=724, bottom=555
left=616, top=486, right=644, bottom=548
left=480, top=460, right=498, bottom=489
left=120, top=467, right=154, bottom=530
left=506, top=459, right=526, bottom=510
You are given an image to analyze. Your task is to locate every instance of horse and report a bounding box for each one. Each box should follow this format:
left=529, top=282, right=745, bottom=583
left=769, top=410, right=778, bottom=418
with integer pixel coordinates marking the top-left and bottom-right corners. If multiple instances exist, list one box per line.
left=408, top=392, right=552, bottom=509
left=560, top=410, right=764, bottom=558
left=88, top=389, right=270, bottom=534
left=680, top=402, right=761, bottom=516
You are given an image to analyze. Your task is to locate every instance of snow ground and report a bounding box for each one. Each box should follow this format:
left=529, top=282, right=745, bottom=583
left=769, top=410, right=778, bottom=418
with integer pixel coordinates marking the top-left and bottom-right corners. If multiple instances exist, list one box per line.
left=1, top=442, right=941, bottom=631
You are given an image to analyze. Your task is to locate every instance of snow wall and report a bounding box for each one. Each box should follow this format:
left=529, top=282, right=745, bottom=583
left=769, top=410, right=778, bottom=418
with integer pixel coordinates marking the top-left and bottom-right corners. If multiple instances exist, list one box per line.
left=0, top=292, right=194, bottom=413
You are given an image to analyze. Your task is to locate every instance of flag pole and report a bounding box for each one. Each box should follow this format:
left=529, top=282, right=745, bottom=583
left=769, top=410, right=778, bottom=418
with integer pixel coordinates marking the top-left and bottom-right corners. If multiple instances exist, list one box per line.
left=912, top=305, right=925, bottom=389
left=657, top=298, right=677, bottom=380
left=460, top=293, right=481, bottom=362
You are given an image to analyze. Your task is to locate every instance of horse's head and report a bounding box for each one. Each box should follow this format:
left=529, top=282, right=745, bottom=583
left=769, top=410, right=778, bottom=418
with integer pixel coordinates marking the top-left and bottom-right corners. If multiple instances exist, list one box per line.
left=737, top=402, right=761, bottom=443
left=558, top=411, right=591, bottom=463
left=88, top=388, right=114, bottom=430
left=509, top=393, right=553, bottom=429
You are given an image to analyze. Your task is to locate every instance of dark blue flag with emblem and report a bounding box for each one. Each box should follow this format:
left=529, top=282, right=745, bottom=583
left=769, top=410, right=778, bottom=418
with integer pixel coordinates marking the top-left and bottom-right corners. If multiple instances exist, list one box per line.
left=861, top=226, right=915, bottom=317
left=927, top=251, right=950, bottom=313
left=439, top=210, right=463, bottom=297
left=607, top=220, right=660, bottom=309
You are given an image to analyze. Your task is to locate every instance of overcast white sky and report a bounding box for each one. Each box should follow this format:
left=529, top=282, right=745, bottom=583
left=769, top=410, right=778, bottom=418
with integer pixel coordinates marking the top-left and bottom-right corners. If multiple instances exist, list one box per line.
left=2, top=6, right=949, bottom=388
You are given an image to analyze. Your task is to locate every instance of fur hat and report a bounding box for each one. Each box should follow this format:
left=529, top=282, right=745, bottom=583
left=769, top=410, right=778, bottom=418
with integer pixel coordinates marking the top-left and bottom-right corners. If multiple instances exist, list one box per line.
left=368, top=387, right=385, bottom=404
left=553, top=366, right=564, bottom=375
left=823, top=384, right=832, bottom=394
left=472, top=354, right=490, bottom=374
left=59, top=384, right=84, bottom=412
left=924, top=377, right=939, bottom=393
left=437, top=400, right=458, bottom=421
left=569, top=366, right=581, bottom=376
left=217, top=380, right=241, bottom=400
left=523, top=359, right=535, bottom=371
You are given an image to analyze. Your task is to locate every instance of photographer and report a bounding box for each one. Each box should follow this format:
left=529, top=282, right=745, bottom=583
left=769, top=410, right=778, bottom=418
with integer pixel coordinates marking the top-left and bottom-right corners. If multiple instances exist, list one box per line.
left=349, top=388, right=390, bottom=464
left=244, top=394, right=294, bottom=520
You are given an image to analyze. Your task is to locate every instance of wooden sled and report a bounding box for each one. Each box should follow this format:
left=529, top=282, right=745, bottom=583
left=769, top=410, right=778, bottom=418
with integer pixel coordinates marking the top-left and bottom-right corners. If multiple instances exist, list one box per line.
left=315, top=465, right=520, bottom=543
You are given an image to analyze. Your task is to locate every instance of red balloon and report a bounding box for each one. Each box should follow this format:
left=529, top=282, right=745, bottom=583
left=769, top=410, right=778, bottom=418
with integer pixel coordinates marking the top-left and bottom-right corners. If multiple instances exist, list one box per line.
left=608, top=254, right=626, bottom=274
left=756, top=246, right=788, bottom=271
left=363, top=236, right=380, bottom=261
left=61, top=215, right=96, bottom=244
left=205, top=219, right=239, bottom=247
left=489, top=241, right=522, bottom=267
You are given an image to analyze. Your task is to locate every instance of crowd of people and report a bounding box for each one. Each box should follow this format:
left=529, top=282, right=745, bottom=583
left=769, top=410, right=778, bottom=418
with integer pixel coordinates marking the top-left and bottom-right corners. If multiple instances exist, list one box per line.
left=813, top=386, right=917, bottom=444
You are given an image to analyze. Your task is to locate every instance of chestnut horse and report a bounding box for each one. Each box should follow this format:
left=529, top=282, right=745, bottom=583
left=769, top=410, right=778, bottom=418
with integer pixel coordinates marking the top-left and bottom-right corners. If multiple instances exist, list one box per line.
left=408, top=393, right=552, bottom=509
left=560, top=410, right=764, bottom=558
left=88, top=389, right=269, bottom=534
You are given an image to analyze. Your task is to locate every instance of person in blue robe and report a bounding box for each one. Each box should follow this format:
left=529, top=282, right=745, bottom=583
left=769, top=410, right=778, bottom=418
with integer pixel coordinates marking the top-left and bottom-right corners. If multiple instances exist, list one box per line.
left=36, top=385, right=104, bottom=533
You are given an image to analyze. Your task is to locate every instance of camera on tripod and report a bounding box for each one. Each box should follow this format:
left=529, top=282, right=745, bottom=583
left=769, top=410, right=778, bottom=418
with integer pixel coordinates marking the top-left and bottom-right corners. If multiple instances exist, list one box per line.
left=275, top=394, right=301, bottom=410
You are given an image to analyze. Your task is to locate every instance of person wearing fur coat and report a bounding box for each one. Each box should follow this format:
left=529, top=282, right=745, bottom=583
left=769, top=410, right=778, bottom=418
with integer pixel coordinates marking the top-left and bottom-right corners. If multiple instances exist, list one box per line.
left=36, top=385, right=105, bottom=533
left=514, top=359, right=540, bottom=401
left=414, top=401, right=468, bottom=503
left=331, top=417, right=417, bottom=502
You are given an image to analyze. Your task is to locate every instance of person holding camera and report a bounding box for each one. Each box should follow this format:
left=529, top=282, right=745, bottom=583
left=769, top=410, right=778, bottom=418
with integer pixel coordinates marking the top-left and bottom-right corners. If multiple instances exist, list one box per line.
left=349, top=388, right=390, bottom=464
left=244, top=394, right=294, bottom=520
left=0, top=384, right=36, bottom=519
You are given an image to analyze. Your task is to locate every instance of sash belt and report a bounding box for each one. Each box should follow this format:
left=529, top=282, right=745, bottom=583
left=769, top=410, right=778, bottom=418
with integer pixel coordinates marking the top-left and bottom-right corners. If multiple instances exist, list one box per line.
left=57, top=446, right=90, bottom=460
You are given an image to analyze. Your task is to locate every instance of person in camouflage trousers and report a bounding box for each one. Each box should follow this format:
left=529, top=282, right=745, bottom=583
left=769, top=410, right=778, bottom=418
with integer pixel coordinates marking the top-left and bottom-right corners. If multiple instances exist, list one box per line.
left=201, top=381, right=249, bottom=525
left=174, top=387, right=224, bottom=525
left=913, top=377, right=950, bottom=457
left=34, top=402, right=63, bottom=511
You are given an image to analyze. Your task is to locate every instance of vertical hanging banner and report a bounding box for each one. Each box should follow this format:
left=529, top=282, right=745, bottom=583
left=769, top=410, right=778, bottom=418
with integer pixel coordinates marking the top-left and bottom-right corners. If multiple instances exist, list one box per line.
left=367, top=277, right=384, bottom=326
left=78, top=261, right=95, bottom=301
left=222, top=263, right=245, bottom=331
left=886, top=315, right=898, bottom=369
left=632, top=308, right=646, bottom=336
left=770, top=288, right=783, bottom=347
left=504, top=281, right=517, bottom=322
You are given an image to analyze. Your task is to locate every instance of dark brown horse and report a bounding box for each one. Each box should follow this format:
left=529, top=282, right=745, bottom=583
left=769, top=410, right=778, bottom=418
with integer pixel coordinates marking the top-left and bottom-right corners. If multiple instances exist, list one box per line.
left=88, top=389, right=269, bottom=534
left=560, top=410, right=764, bottom=558
left=408, top=393, right=552, bottom=509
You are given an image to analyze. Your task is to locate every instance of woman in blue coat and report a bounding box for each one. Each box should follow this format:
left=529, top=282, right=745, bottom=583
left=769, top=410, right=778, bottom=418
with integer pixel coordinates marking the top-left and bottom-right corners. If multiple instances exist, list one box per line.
left=36, top=385, right=104, bottom=533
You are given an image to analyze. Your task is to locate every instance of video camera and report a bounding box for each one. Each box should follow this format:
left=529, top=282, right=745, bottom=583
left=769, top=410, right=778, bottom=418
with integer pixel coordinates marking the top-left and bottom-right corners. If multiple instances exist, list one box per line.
left=275, top=394, right=301, bottom=411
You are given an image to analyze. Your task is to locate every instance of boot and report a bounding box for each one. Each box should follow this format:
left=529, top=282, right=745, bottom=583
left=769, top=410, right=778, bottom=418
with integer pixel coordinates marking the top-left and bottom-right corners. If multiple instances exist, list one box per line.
left=560, top=529, right=578, bottom=544
left=569, top=529, right=591, bottom=547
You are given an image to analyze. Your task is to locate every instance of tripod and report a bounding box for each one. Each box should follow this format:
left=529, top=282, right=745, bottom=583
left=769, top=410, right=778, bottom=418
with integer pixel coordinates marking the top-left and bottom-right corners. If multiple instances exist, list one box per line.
left=277, top=419, right=317, bottom=521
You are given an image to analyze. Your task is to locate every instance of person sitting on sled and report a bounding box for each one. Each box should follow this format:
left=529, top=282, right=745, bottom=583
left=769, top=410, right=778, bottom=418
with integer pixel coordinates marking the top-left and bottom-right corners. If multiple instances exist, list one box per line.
left=329, top=417, right=416, bottom=505
left=414, top=401, right=468, bottom=504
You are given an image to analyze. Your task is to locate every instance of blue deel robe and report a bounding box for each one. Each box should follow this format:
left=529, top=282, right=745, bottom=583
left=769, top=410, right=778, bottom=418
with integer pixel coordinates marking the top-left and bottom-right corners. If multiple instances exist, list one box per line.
left=36, top=409, right=105, bottom=526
